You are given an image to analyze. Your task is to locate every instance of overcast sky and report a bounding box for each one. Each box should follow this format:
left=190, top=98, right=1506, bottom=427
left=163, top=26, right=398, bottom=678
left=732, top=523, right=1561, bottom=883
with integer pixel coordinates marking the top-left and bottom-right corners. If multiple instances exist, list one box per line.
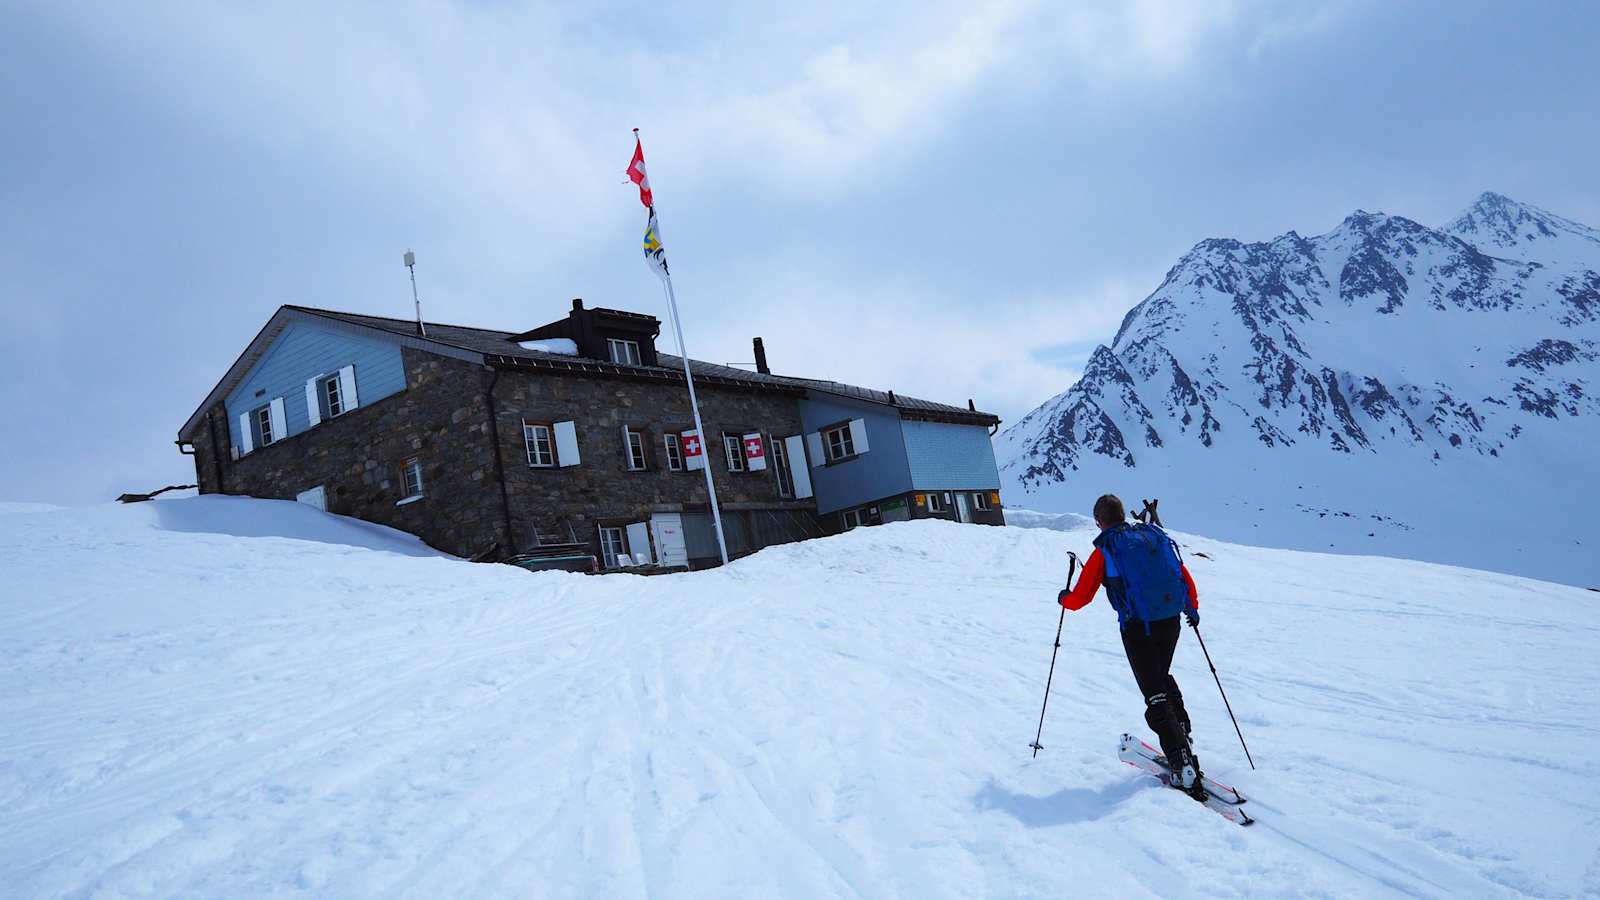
left=3, top=1, right=1597, bottom=505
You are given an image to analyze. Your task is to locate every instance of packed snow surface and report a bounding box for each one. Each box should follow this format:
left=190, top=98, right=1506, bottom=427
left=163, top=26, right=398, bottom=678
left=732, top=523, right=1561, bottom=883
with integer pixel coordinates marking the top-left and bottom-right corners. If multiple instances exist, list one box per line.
left=2, top=498, right=1596, bottom=897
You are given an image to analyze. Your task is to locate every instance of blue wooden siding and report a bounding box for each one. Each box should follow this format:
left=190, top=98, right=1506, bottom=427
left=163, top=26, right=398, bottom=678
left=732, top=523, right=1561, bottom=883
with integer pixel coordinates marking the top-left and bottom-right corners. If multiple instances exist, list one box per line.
left=225, top=321, right=406, bottom=452
left=796, top=396, right=913, bottom=515
left=901, top=419, right=1002, bottom=491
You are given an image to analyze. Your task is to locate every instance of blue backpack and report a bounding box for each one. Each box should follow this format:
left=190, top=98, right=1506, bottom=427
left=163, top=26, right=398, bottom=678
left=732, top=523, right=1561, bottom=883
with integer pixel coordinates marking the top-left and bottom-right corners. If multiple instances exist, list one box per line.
left=1094, top=522, right=1187, bottom=629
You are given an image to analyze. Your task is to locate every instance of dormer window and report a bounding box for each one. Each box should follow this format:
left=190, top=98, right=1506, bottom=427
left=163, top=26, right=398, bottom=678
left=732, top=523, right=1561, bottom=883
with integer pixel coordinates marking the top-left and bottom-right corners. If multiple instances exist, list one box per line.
left=607, top=339, right=642, bottom=366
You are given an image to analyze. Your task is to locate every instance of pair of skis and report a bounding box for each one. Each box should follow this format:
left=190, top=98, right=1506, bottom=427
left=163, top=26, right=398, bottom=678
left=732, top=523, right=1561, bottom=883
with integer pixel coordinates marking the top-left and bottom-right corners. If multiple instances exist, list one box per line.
left=1118, top=733, right=1255, bottom=826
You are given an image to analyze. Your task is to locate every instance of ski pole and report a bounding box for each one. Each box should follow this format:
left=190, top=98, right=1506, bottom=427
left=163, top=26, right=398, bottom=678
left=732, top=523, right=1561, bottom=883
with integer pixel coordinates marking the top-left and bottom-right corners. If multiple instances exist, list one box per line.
left=1029, top=552, right=1079, bottom=757
left=1190, top=623, right=1256, bottom=770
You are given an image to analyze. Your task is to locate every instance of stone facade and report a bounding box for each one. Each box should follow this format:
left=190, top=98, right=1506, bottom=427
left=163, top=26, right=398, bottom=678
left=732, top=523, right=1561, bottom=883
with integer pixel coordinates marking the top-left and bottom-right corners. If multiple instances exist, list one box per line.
left=192, top=348, right=511, bottom=558
left=491, top=364, right=818, bottom=560
left=190, top=347, right=820, bottom=563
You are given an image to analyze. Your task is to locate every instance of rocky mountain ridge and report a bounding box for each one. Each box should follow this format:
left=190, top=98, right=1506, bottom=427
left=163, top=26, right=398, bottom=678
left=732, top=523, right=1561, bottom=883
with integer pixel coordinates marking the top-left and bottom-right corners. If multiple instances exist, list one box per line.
left=997, top=192, right=1599, bottom=585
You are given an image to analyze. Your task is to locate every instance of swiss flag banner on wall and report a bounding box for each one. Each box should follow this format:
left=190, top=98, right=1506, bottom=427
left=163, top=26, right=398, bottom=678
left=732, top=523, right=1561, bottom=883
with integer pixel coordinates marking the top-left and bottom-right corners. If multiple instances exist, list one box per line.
left=682, top=429, right=706, bottom=470
left=743, top=432, right=767, bottom=471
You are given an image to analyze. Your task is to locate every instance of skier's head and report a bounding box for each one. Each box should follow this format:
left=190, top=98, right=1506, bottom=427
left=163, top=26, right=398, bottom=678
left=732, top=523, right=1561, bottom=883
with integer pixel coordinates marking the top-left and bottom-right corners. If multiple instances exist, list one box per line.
left=1093, top=494, right=1126, bottom=530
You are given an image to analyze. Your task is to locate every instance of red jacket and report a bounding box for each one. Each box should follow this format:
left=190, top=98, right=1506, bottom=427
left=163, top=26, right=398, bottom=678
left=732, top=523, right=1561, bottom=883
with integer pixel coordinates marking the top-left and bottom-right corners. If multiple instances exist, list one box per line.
left=1059, top=548, right=1198, bottom=612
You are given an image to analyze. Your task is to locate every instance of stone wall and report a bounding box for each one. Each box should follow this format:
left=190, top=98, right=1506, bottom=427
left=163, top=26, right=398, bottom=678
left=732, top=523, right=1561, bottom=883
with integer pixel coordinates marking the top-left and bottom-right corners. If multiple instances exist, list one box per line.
left=491, top=366, right=818, bottom=558
left=188, top=347, right=822, bottom=562
left=191, top=349, right=511, bottom=558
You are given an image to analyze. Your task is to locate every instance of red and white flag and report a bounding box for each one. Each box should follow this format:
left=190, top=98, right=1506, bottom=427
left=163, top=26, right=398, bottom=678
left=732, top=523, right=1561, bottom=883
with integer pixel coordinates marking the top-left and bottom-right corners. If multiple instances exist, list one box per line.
left=627, top=136, right=653, bottom=209
left=743, top=432, right=767, bottom=471
left=682, top=429, right=705, bottom=470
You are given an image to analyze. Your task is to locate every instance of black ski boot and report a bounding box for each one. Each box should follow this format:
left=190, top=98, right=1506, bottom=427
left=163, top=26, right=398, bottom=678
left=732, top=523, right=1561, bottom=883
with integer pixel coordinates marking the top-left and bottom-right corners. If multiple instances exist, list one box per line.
left=1171, top=746, right=1208, bottom=802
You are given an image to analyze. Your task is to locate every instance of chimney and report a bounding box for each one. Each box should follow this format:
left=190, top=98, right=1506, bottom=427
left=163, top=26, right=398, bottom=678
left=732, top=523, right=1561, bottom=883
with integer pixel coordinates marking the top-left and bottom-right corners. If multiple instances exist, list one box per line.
left=968, top=399, right=976, bottom=411
left=571, top=298, right=585, bottom=312
left=753, top=337, right=770, bottom=375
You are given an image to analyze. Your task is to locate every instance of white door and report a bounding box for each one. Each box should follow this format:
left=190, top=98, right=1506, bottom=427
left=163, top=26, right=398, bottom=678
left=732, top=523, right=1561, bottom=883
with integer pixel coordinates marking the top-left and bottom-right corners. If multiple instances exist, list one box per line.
left=650, top=513, right=689, bottom=568
left=296, top=485, right=327, bottom=511
left=955, top=492, right=970, bottom=524
left=625, top=521, right=654, bottom=566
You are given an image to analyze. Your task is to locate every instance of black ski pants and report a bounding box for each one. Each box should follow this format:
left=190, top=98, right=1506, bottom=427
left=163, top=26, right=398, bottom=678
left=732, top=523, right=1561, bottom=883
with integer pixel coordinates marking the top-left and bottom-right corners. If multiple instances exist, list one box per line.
left=1121, top=615, right=1192, bottom=767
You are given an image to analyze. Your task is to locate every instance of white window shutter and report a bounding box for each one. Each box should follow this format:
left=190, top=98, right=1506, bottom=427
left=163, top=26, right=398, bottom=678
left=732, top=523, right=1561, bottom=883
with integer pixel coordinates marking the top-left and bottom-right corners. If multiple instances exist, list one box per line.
left=806, top=431, right=824, bottom=464
left=554, top=420, right=581, bottom=467
left=785, top=435, right=813, bottom=499
left=269, top=397, right=287, bottom=442
left=238, top=411, right=253, bottom=455
left=304, top=378, right=321, bottom=427
left=743, top=432, right=768, bottom=471
left=620, top=424, right=631, bottom=464
left=848, top=418, right=870, bottom=454
left=626, top=521, right=653, bottom=566
left=338, top=365, right=359, bottom=410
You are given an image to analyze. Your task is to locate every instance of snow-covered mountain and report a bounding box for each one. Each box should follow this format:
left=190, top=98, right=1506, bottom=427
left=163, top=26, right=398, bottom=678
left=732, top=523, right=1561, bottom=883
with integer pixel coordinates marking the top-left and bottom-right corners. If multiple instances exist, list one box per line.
left=3, top=498, right=1597, bottom=896
left=998, top=192, right=1599, bottom=586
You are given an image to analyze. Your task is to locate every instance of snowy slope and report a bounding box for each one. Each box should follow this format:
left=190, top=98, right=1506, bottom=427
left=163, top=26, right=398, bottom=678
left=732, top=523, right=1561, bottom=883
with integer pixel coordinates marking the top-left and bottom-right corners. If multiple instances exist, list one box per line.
left=997, top=192, right=1599, bottom=587
left=2, top=498, right=1597, bottom=897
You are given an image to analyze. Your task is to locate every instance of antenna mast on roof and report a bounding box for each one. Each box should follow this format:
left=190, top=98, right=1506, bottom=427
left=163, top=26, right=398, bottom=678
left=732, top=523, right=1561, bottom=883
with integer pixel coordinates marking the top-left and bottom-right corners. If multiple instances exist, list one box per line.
left=403, top=249, right=427, bottom=337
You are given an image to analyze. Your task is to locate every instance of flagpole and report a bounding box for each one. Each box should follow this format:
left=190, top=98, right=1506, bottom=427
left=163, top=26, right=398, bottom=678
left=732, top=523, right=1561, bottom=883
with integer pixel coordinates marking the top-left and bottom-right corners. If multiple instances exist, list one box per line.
left=658, top=272, right=731, bottom=566
left=632, top=129, right=730, bottom=567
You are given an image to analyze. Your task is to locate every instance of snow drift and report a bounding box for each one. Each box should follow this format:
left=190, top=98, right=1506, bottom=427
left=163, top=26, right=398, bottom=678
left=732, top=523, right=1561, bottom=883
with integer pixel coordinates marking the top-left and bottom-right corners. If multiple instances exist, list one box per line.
left=1, top=498, right=1596, bottom=897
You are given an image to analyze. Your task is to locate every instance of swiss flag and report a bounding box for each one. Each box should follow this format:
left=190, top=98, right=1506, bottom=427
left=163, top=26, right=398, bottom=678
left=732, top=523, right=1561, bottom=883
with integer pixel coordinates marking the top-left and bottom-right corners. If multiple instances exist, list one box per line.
left=682, top=432, right=702, bottom=458
left=627, top=136, right=653, bottom=209
left=743, top=432, right=767, bottom=471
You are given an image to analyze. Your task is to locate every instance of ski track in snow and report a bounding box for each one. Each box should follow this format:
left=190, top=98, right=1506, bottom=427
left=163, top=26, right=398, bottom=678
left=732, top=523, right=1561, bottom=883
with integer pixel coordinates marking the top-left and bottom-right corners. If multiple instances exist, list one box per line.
left=1, top=497, right=1597, bottom=898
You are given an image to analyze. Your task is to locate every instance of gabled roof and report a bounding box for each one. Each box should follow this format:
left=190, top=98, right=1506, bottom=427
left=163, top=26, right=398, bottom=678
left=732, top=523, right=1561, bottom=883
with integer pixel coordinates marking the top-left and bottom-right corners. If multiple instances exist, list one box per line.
left=179, top=305, right=1001, bottom=437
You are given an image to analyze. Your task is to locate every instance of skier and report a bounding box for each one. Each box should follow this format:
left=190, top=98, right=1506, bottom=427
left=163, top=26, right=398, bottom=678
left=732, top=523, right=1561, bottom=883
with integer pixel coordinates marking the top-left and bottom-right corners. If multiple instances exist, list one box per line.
left=1057, top=493, right=1206, bottom=797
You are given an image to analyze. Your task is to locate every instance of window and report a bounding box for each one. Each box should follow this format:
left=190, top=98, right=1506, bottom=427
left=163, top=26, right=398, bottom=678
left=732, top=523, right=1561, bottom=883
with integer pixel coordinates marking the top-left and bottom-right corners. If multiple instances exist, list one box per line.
left=664, top=433, right=684, bottom=471
left=723, top=434, right=746, bottom=472
left=320, top=374, right=344, bottom=418
left=524, top=422, right=555, bottom=467
left=974, top=492, right=992, bottom=511
left=401, top=457, right=424, bottom=499
left=842, top=509, right=860, bottom=530
left=607, top=339, right=642, bottom=366
left=925, top=492, right=945, bottom=513
left=824, top=424, right=855, bottom=461
left=599, top=526, right=627, bottom=568
left=625, top=427, right=648, bottom=471
left=253, top=405, right=275, bottom=446
left=771, top=437, right=794, bottom=497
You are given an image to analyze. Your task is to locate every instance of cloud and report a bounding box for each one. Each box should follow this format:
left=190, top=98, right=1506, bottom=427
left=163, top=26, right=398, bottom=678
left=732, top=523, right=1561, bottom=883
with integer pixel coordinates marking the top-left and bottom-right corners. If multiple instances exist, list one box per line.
left=38, top=1, right=1287, bottom=205
left=673, top=247, right=1149, bottom=423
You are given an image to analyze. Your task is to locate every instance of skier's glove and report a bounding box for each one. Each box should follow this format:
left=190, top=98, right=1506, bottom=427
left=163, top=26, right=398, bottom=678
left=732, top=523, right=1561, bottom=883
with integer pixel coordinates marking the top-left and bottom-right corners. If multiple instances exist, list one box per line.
left=1184, top=607, right=1200, bottom=628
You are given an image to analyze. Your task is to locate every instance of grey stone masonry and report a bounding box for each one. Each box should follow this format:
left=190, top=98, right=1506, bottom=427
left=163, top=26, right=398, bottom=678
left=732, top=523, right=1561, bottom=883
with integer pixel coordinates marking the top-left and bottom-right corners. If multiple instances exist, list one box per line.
left=193, top=348, right=511, bottom=558
left=492, top=363, right=817, bottom=555
left=190, top=346, right=821, bottom=562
